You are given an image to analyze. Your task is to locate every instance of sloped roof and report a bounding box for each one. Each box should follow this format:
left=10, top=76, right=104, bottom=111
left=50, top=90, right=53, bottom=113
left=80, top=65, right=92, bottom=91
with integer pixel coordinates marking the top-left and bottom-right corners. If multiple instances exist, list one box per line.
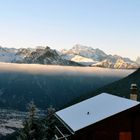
left=56, top=93, right=140, bottom=132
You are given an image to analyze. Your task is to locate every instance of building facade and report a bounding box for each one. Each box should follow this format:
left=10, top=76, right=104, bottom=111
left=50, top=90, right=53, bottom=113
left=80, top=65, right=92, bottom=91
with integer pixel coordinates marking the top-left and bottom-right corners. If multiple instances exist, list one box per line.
left=55, top=93, right=140, bottom=140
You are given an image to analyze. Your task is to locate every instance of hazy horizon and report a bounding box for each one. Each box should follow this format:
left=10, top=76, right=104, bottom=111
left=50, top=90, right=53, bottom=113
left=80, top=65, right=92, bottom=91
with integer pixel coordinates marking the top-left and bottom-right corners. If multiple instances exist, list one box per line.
left=0, top=0, right=140, bottom=60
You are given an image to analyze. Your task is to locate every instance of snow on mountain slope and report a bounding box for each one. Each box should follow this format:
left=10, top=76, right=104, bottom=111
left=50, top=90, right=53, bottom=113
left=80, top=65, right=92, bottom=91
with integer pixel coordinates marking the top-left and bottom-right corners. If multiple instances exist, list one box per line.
left=71, top=55, right=97, bottom=65
left=92, top=58, right=139, bottom=69
left=22, top=46, right=81, bottom=66
left=114, top=59, right=139, bottom=69
left=0, top=45, right=139, bottom=69
left=0, top=46, right=81, bottom=66
left=61, top=44, right=107, bottom=61
left=0, top=47, right=18, bottom=62
left=60, top=44, right=139, bottom=69
left=0, top=46, right=34, bottom=63
left=92, top=59, right=114, bottom=68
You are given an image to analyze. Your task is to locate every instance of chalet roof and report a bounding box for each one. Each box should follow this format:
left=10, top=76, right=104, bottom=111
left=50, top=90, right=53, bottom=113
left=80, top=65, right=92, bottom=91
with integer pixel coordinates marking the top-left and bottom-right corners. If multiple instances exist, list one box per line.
left=55, top=93, right=140, bottom=132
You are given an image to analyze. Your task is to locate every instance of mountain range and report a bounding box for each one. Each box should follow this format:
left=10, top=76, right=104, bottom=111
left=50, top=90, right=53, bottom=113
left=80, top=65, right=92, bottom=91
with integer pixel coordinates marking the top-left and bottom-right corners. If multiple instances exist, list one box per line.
left=0, top=45, right=139, bottom=69
left=0, top=46, right=81, bottom=66
left=60, top=44, right=139, bottom=69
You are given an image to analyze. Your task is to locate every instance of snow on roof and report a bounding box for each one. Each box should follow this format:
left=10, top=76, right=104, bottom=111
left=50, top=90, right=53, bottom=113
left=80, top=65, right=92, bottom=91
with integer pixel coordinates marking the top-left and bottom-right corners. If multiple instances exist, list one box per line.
left=56, top=93, right=140, bottom=132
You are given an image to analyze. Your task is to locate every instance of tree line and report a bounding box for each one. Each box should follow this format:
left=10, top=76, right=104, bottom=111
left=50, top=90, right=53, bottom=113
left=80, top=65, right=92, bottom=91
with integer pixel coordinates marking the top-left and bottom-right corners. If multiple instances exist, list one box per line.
left=17, top=101, right=56, bottom=140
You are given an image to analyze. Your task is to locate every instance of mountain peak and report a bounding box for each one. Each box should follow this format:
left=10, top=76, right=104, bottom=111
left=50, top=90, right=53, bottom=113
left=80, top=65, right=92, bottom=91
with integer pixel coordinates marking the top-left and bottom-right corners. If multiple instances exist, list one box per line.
left=72, top=44, right=94, bottom=50
left=60, top=45, right=139, bottom=69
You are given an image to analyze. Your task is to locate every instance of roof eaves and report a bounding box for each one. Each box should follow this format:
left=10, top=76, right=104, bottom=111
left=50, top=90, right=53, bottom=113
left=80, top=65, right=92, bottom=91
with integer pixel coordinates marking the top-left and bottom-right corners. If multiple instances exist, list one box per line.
left=54, top=113, right=75, bottom=134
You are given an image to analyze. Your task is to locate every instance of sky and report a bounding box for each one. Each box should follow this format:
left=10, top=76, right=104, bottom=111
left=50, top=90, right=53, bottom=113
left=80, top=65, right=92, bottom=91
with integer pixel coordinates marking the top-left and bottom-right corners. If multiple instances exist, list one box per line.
left=0, top=0, right=140, bottom=60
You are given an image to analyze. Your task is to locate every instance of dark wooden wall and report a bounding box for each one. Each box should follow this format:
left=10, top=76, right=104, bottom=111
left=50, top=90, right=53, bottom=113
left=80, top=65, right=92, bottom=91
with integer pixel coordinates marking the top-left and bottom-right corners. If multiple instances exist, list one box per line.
left=70, top=105, right=140, bottom=140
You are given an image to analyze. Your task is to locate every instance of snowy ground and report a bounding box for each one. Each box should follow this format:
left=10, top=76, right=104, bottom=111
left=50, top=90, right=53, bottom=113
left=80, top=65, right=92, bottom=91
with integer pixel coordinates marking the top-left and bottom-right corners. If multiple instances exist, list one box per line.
left=0, top=109, right=45, bottom=137
left=0, top=109, right=25, bottom=136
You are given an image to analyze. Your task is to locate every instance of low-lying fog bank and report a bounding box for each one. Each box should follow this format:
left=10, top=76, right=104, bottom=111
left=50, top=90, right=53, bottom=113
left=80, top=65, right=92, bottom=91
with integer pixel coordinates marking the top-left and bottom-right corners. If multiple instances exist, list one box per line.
left=0, top=63, right=135, bottom=111
left=0, top=62, right=134, bottom=76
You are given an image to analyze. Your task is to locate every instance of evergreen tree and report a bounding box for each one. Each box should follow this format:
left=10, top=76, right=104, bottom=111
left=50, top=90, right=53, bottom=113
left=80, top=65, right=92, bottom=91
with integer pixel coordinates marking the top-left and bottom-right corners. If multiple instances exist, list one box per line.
left=41, top=106, right=56, bottom=140
left=17, top=101, right=42, bottom=140
left=17, top=104, right=56, bottom=140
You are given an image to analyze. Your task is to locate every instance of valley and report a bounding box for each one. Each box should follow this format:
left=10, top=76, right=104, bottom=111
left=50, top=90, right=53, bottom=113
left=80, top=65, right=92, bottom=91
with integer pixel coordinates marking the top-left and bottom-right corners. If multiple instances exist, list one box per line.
left=0, top=63, right=134, bottom=111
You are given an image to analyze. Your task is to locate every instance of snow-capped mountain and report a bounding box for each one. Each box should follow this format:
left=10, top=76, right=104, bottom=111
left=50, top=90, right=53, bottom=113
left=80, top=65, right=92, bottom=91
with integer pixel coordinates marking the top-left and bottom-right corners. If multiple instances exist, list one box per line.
left=0, top=46, right=80, bottom=66
left=0, top=46, right=35, bottom=63
left=71, top=55, right=97, bottom=66
left=0, top=45, right=139, bottom=68
left=114, top=59, right=138, bottom=69
left=92, top=58, right=138, bottom=69
left=61, top=44, right=107, bottom=61
left=22, top=46, right=81, bottom=66
left=60, top=44, right=139, bottom=69
left=0, top=46, right=18, bottom=62
left=15, top=48, right=35, bottom=62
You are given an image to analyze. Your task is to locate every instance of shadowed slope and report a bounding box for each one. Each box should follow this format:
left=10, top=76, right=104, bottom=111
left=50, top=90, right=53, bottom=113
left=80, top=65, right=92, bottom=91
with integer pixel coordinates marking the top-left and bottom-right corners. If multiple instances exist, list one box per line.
left=0, top=63, right=134, bottom=111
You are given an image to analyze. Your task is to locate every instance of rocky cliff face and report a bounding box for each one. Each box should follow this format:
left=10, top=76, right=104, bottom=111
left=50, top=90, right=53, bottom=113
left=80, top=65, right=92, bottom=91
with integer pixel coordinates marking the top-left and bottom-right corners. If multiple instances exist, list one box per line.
left=22, top=47, right=81, bottom=66
left=0, top=46, right=81, bottom=66
left=92, top=58, right=139, bottom=69
left=61, top=44, right=107, bottom=61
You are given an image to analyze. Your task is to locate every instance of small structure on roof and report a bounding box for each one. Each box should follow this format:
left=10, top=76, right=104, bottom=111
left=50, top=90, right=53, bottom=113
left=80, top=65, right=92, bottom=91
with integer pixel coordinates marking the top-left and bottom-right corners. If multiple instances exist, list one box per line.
left=54, top=93, right=140, bottom=140
left=130, top=83, right=138, bottom=101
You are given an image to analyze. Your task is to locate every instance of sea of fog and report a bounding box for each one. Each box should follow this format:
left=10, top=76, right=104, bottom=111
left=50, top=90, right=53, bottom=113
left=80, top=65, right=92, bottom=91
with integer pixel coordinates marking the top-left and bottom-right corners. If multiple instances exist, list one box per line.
left=0, top=62, right=134, bottom=76
left=0, top=63, right=135, bottom=110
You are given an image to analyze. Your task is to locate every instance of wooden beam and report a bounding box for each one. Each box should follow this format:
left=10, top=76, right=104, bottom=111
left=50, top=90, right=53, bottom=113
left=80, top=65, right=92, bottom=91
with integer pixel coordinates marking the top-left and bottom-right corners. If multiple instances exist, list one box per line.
left=55, top=125, right=71, bottom=140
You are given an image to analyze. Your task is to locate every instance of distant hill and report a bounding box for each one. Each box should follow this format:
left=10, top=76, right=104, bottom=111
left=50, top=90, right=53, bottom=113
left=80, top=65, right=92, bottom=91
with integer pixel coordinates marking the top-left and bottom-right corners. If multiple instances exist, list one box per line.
left=68, top=68, right=140, bottom=106
left=0, top=63, right=133, bottom=111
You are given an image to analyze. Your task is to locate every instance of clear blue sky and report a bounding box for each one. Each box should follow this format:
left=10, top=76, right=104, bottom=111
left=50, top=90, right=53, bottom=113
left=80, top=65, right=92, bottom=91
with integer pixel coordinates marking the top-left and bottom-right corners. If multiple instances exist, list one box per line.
left=0, top=0, right=140, bottom=60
